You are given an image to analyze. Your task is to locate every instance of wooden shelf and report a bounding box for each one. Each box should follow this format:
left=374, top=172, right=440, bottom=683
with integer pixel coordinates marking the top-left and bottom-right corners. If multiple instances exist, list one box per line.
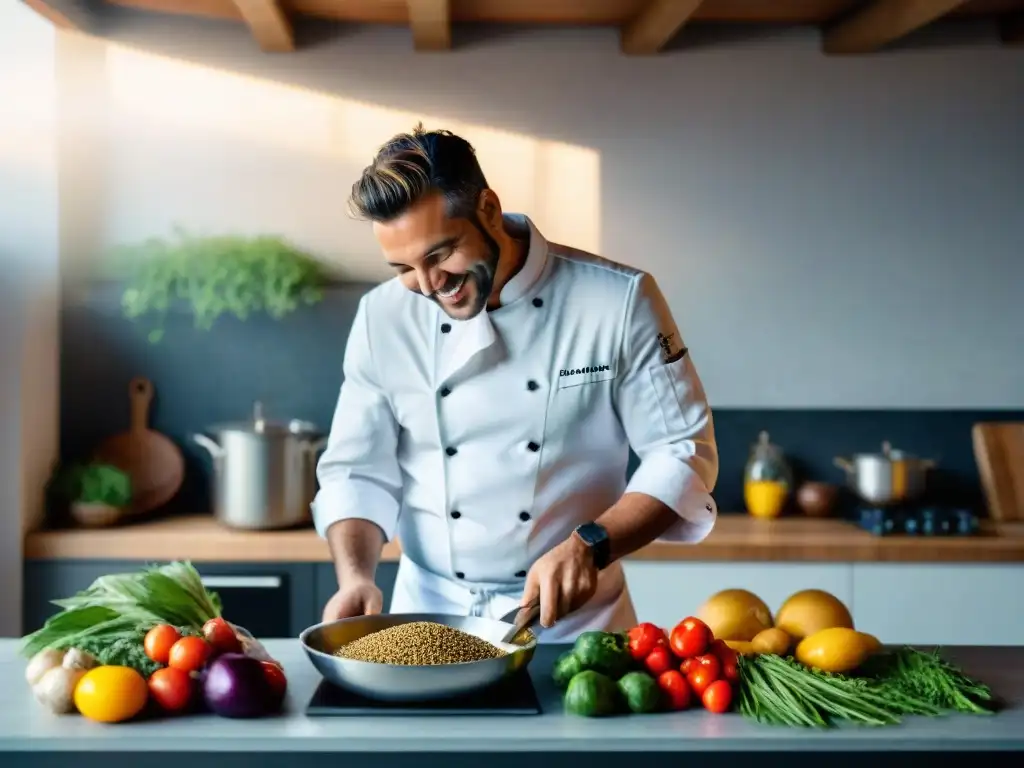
left=26, top=0, right=1024, bottom=55
left=23, top=514, right=1024, bottom=564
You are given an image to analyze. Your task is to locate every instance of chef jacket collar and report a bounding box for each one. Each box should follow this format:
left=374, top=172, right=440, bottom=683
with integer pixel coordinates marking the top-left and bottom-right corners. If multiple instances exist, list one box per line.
left=436, top=215, right=549, bottom=384
left=495, top=214, right=549, bottom=307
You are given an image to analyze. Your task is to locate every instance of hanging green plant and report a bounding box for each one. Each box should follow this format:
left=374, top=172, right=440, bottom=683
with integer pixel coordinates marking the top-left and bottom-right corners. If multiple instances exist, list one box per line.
left=109, top=227, right=331, bottom=344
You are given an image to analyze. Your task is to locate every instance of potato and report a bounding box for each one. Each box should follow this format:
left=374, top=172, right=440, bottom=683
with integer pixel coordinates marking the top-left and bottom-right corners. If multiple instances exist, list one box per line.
left=751, top=627, right=792, bottom=656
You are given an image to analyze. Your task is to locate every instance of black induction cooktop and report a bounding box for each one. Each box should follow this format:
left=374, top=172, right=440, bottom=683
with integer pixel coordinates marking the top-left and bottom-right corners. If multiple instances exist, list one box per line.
left=306, top=671, right=542, bottom=716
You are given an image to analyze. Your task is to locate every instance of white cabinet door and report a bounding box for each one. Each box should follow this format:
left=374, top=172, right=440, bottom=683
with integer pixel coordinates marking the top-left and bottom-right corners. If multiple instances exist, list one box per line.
left=622, top=561, right=854, bottom=630
left=852, top=564, right=1024, bottom=646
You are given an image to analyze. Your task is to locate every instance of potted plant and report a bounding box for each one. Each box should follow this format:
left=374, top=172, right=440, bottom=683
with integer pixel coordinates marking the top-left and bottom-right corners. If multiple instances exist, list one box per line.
left=49, top=462, right=133, bottom=528
left=103, top=226, right=332, bottom=344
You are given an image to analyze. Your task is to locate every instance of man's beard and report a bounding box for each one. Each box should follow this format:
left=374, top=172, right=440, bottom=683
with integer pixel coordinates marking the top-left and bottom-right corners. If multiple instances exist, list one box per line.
left=432, top=218, right=500, bottom=319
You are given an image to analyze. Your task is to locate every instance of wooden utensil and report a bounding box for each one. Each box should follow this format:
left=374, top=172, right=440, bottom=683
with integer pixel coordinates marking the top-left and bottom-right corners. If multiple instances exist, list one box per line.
left=972, top=421, right=1024, bottom=521
left=92, top=377, right=185, bottom=517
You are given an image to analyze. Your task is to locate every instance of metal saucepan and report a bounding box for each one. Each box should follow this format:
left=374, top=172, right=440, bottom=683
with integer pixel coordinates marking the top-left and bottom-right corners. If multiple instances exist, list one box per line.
left=299, top=607, right=539, bottom=702
left=192, top=401, right=327, bottom=530
left=833, top=441, right=936, bottom=505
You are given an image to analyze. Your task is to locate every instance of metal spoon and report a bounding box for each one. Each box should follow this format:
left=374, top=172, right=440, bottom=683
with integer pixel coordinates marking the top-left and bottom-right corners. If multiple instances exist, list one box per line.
left=499, top=597, right=541, bottom=645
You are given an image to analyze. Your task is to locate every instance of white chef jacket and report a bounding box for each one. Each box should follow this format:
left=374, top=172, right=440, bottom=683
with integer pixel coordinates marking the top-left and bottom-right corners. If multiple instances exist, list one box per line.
left=312, top=214, right=719, bottom=642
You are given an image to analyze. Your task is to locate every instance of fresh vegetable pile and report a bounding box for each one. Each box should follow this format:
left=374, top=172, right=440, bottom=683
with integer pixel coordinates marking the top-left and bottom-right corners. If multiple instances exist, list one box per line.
left=555, top=583, right=1000, bottom=728
left=21, top=561, right=287, bottom=723
left=554, top=617, right=739, bottom=717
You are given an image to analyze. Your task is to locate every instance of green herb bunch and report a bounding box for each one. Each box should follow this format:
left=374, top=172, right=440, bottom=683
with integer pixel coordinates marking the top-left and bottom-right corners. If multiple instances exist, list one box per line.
left=109, top=227, right=331, bottom=343
left=21, top=561, right=222, bottom=670
left=737, top=648, right=997, bottom=729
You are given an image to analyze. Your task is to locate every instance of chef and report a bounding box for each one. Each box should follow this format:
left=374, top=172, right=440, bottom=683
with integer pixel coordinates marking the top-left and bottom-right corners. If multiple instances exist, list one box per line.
left=312, top=125, right=719, bottom=642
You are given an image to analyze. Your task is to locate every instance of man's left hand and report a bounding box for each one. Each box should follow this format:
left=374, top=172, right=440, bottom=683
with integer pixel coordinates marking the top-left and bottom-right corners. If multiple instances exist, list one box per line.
left=521, top=534, right=599, bottom=628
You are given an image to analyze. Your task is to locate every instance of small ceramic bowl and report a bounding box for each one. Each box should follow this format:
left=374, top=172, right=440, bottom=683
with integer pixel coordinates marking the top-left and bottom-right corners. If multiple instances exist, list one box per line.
left=796, top=482, right=838, bottom=518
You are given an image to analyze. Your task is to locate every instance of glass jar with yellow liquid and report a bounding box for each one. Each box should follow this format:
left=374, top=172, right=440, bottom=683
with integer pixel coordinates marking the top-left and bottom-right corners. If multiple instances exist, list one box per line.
left=743, top=431, right=793, bottom=519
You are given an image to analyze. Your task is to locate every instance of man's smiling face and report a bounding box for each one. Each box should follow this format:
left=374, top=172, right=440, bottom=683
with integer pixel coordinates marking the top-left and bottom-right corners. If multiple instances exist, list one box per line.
left=375, top=192, right=499, bottom=322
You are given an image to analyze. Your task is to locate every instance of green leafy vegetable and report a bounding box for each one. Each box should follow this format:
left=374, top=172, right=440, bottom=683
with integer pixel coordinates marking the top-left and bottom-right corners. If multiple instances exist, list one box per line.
left=47, top=462, right=132, bottom=507
left=865, top=647, right=996, bottom=715
left=21, top=561, right=222, bottom=660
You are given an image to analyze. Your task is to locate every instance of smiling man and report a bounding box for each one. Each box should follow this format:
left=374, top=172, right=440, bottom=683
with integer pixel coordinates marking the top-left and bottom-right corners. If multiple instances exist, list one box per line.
left=313, top=125, right=719, bottom=640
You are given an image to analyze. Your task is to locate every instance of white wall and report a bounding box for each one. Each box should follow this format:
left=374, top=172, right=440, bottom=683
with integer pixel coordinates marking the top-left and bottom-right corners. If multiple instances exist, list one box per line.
left=0, top=3, right=61, bottom=637
left=60, top=15, right=1024, bottom=410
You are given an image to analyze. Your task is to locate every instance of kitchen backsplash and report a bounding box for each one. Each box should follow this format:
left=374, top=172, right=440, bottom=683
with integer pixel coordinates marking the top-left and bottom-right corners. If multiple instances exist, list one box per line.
left=58, top=282, right=1023, bottom=520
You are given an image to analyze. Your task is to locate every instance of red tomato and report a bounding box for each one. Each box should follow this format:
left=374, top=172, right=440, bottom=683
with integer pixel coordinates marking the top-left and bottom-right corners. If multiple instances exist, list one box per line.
left=144, top=624, right=181, bottom=664
left=656, top=670, right=692, bottom=711
left=669, top=616, right=712, bottom=659
left=203, top=617, right=242, bottom=654
left=692, top=653, right=721, bottom=679
left=687, top=666, right=718, bottom=696
left=721, top=656, right=740, bottom=684
left=643, top=645, right=676, bottom=677
left=168, top=636, right=212, bottom=673
left=708, top=638, right=735, bottom=663
left=626, top=623, right=668, bottom=661
left=679, top=656, right=696, bottom=675
left=261, top=660, right=288, bottom=699
left=148, top=667, right=194, bottom=712
left=702, top=679, right=734, bottom=714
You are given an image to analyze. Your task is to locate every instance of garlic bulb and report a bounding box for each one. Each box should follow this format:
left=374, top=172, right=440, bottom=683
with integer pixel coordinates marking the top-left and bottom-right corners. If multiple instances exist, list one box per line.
left=33, top=666, right=85, bottom=714
left=62, top=648, right=98, bottom=671
left=25, top=649, right=64, bottom=688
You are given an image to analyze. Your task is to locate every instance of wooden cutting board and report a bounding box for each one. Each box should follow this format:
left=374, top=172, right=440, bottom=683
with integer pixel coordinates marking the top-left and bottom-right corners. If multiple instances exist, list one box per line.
left=92, top=377, right=185, bottom=518
left=972, top=421, right=1024, bottom=521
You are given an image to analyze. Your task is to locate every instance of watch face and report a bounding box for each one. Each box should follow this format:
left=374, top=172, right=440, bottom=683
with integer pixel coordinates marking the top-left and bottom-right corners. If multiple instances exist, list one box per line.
left=576, top=523, right=606, bottom=546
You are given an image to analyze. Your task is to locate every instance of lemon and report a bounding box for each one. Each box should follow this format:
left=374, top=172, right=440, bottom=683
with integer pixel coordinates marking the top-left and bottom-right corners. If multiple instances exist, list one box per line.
left=795, top=627, right=879, bottom=674
left=751, top=627, right=792, bottom=656
left=74, top=666, right=149, bottom=723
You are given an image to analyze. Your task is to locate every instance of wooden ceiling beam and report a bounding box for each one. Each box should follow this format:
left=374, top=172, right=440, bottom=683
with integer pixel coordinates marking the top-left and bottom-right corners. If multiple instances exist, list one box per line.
left=231, top=0, right=294, bottom=52
left=999, top=12, right=1024, bottom=46
left=621, top=0, right=706, bottom=55
left=408, top=0, right=451, bottom=51
left=21, top=0, right=79, bottom=30
left=822, top=0, right=970, bottom=54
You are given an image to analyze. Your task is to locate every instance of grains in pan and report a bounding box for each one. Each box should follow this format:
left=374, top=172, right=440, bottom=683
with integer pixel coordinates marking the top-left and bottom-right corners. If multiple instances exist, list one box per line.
left=333, top=621, right=507, bottom=665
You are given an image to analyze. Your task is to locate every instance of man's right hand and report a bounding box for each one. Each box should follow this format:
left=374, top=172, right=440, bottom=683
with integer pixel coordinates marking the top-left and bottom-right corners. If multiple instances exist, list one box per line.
left=321, top=578, right=384, bottom=623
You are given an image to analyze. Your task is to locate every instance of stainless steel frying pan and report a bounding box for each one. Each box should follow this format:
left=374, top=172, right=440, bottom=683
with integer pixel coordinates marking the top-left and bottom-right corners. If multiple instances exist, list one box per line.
left=299, top=602, right=541, bottom=702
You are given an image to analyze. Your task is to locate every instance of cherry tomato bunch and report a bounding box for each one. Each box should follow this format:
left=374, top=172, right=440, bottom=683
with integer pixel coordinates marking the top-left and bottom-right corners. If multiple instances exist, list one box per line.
left=142, top=618, right=286, bottom=714
left=626, top=617, right=738, bottom=715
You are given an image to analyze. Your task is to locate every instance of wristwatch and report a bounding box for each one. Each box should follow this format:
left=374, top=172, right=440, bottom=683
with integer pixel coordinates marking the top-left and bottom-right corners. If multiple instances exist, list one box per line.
left=573, top=522, right=611, bottom=570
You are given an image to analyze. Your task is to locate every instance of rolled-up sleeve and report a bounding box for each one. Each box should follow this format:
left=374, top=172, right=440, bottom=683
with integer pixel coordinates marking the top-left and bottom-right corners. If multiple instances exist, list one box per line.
left=311, top=295, right=403, bottom=541
left=615, top=272, right=719, bottom=543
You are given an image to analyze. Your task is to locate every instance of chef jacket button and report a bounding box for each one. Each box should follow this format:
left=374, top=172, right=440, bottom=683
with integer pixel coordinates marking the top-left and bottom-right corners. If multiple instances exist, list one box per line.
left=527, top=441, right=540, bottom=453
left=532, top=297, right=543, bottom=308
left=451, top=510, right=461, bottom=519
left=519, top=511, right=531, bottom=522
left=446, top=446, right=458, bottom=457
left=515, top=570, right=527, bottom=578
left=526, top=380, right=539, bottom=391
left=440, top=386, right=452, bottom=397
left=455, top=571, right=465, bottom=579
left=441, top=323, right=452, bottom=333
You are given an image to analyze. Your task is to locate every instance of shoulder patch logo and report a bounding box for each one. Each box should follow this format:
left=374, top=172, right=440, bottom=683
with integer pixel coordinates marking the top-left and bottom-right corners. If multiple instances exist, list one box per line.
left=657, top=332, right=688, bottom=364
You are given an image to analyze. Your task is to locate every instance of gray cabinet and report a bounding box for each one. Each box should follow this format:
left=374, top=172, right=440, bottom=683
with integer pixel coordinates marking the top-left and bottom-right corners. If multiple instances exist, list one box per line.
left=23, top=559, right=402, bottom=639
left=314, top=562, right=399, bottom=619
left=23, top=560, right=316, bottom=639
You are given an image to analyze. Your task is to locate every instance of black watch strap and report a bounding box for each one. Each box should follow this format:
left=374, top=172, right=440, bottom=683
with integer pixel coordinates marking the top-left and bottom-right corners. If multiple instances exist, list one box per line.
left=574, top=522, right=611, bottom=570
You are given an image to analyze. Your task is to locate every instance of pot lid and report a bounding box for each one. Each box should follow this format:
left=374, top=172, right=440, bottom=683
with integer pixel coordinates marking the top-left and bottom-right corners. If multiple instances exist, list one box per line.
left=208, top=401, right=322, bottom=437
